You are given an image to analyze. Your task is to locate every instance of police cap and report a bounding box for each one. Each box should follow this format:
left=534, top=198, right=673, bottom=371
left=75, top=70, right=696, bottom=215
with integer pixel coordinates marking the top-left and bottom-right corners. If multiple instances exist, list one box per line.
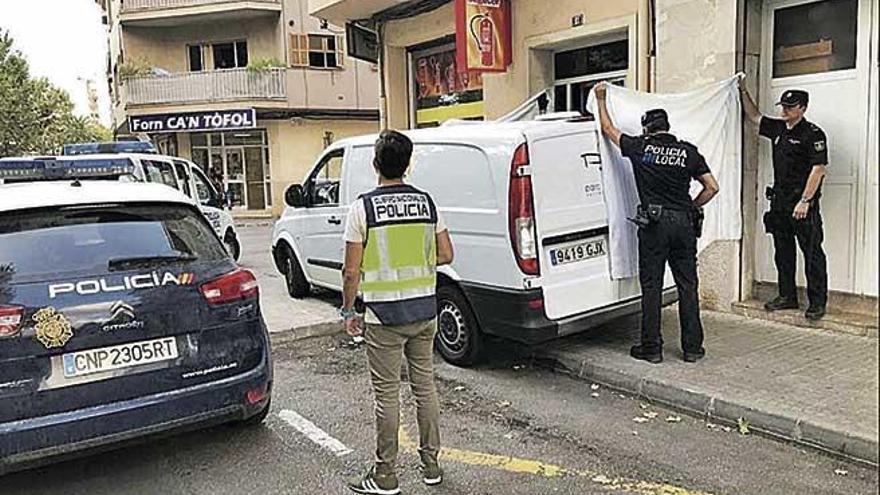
left=776, top=89, right=809, bottom=107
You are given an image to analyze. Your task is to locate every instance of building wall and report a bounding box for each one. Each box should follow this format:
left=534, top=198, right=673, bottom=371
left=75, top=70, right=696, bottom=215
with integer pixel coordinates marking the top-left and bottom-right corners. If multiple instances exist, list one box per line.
left=380, top=0, right=649, bottom=129
left=265, top=118, right=378, bottom=216
left=122, top=17, right=283, bottom=74
left=655, top=0, right=740, bottom=310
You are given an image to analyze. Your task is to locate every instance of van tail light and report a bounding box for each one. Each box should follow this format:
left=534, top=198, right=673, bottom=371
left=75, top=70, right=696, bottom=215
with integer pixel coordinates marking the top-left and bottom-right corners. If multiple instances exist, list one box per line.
left=200, top=268, right=259, bottom=305
left=508, top=143, right=540, bottom=276
left=0, top=305, right=24, bottom=338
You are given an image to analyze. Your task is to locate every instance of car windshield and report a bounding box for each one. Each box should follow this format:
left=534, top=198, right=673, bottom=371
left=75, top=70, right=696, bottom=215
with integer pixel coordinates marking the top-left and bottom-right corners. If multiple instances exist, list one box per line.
left=0, top=203, right=227, bottom=282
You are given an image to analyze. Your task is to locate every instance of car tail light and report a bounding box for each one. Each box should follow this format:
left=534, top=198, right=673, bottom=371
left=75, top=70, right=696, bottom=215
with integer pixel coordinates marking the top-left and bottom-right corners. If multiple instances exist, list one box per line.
left=508, top=143, right=540, bottom=276
left=0, top=305, right=24, bottom=338
left=200, top=269, right=259, bottom=305
left=246, top=383, right=268, bottom=405
left=527, top=297, right=544, bottom=310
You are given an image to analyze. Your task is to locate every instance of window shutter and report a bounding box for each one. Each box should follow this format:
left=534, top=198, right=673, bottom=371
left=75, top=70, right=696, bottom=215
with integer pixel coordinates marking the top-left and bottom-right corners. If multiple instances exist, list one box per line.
left=289, top=34, right=308, bottom=67
left=335, top=35, right=345, bottom=68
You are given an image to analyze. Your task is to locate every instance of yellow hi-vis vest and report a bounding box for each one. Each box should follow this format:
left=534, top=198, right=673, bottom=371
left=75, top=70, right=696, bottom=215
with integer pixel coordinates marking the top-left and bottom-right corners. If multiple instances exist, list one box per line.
left=360, top=184, right=438, bottom=326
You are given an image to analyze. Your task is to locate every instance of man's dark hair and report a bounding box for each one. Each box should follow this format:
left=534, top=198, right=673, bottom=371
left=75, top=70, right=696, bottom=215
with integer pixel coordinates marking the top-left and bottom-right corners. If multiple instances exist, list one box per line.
left=642, top=108, right=671, bottom=134
left=374, top=130, right=413, bottom=179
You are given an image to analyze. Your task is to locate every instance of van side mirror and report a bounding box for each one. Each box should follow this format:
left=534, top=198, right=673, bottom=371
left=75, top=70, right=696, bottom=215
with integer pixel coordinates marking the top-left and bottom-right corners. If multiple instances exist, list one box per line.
left=285, top=184, right=307, bottom=208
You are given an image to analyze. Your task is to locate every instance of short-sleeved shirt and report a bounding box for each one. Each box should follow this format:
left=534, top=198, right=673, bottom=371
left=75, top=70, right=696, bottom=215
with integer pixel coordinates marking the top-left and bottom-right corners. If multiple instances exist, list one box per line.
left=619, top=132, right=711, bottom=210
left=343, top=194, right=448, bottom=244
left=759, top=117, right=828, bottom=197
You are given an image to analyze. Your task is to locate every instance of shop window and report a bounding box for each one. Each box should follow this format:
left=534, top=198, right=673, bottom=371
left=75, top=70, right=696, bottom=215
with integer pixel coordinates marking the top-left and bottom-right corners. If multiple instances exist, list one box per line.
left=190, top=130, right=270, bottom=210
left=411, top=43, right=484, bottom=128
left=188, top=44, right=205, bottom=72
left=553, top=38, right=628, bottom=118
left=554, top=40, right=628, bottom=80
left=213, top=41, right=248, bottom=70
left=772, top=0, right=858, bottom=78
left=290, top=34, right=344, bottom=69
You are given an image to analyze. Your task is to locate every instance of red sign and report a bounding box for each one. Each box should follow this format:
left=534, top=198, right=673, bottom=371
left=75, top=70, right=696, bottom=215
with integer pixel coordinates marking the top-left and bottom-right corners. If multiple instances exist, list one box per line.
left=455, top=0, right=512, bottom=73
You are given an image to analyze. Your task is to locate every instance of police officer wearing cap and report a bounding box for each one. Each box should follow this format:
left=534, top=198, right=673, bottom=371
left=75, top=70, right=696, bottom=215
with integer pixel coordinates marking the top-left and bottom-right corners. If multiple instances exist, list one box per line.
left=739, top=81, right=828, bottom=321
left=594, top=82, right=720, bottom=364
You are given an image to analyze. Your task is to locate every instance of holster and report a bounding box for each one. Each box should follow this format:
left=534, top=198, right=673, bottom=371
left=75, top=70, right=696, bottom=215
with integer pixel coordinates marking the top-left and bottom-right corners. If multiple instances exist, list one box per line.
left=629, top=204, right=662, bottom=229
left=692, top=207, right=705, bottom=238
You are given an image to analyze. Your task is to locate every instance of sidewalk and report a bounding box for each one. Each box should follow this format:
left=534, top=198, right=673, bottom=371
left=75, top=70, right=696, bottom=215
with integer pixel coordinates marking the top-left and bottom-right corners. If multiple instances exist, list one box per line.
left=542, top=308, right=879, bottom=464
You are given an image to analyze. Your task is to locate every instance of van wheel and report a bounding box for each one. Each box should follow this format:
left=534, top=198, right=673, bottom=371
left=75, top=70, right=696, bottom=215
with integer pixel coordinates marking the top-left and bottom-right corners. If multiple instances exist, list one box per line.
left=224, top=230, right=241, bottom=261
left=435, top=285, right=483, bottom=367
left=282, top=246, right=310, bottom=299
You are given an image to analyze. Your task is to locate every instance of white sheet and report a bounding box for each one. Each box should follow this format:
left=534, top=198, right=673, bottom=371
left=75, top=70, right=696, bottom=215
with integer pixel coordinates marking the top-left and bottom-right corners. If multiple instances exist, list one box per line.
left=585, top=76, right=743, bottom=279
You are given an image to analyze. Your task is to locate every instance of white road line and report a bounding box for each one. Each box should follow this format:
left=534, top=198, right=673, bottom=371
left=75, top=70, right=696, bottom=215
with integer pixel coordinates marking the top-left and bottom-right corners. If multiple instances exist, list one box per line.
left=277, top=409, right=353, bottom=457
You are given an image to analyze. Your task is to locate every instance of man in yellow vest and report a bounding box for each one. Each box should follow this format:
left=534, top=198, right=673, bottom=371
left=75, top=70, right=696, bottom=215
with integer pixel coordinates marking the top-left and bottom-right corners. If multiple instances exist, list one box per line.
left=341, top=130, right=454, bottom=495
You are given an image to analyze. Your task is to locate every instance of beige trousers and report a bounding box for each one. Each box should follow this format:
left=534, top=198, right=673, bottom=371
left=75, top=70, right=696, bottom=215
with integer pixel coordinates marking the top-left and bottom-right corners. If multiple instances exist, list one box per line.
left=365, top=318, right=441, bottom=473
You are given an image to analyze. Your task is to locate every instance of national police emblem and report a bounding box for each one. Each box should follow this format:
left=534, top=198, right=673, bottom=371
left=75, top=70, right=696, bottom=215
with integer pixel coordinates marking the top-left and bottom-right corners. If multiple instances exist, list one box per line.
left=33, top=307, right=73, bottom=349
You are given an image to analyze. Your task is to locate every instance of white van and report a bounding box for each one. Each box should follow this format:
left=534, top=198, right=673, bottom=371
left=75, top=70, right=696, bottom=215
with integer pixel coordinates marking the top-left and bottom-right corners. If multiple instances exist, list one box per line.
left=271, top=120, right=676, bottom=365
left=0, top=154, right=241, bottom=260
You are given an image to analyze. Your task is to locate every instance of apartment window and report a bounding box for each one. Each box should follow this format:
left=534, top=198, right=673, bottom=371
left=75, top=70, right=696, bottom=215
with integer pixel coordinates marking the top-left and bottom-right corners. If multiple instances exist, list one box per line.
left=772, top=0, right=858, bottom=78
left=213, top=41, right=248, bottom=70
left=188, top=45, right=205, bottom=72
left=290, top=34, right=344, bottom=69
left=553, top=39, right=629, bottom=118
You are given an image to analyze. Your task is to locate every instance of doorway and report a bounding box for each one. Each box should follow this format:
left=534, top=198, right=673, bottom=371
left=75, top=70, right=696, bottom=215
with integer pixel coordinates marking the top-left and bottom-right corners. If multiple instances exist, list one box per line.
left=754, top=0, right=875, bottom=296
left=190, top=129, right=270, bottom=211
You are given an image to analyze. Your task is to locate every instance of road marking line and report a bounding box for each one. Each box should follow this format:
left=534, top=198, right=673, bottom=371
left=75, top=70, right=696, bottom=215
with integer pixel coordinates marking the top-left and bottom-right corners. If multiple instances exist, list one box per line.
left=399, top=427, right=714, bottom=495
left=278, top=409, right=353, bottom=457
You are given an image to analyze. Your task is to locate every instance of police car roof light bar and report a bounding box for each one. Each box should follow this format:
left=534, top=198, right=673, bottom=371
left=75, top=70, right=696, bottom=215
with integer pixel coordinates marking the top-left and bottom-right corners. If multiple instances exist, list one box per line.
left=0, top=158, right=136, bottom=181
left=62, top=141, right=157, bottom=156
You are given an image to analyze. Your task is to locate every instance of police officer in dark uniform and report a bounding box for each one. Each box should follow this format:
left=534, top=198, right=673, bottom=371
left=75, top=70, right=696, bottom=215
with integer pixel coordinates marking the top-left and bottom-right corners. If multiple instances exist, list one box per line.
left=594, top=82, right=720, bottom=364
left=739, top=81, right=828, bottom=321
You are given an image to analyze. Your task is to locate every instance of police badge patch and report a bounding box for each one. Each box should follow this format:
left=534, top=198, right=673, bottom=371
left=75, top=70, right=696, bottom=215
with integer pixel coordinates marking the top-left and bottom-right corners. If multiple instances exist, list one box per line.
left=33, top=307, right=73, bottom=349
left=814, top=140, right=826, bottom=152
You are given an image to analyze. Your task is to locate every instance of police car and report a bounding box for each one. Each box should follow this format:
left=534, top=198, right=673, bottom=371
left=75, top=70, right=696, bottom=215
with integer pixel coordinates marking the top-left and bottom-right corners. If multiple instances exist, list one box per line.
left=0, top=148, right=241, bottom=261
left=0, top=179, right=272, bottom=474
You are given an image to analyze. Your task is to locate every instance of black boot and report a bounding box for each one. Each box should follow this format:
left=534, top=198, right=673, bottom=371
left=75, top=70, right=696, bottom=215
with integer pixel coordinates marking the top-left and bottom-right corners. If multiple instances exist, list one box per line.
left=683, top=348, right=706, bottom=363
left=805, top=305, right=826, bottom=321
left=764, top=296, right=799, bottom=311
left=630, top=345, right=663, bottom=364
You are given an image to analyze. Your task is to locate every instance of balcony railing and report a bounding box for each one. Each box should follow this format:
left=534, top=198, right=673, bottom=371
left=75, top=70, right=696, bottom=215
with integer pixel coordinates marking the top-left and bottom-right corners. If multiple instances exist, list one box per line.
left=123, top=0, right=280, bottom=11
left=125, top=68, right=287, bottom=106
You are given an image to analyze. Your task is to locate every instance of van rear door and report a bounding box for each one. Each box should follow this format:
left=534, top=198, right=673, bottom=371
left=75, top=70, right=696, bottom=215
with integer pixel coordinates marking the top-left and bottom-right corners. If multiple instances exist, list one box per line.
left=525, top=123, right=616, bottom=320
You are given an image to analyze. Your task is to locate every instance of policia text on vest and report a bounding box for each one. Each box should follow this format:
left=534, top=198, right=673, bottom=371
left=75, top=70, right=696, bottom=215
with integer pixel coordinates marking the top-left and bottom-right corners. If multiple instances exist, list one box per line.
left=340, top=130, right=453, bottom=495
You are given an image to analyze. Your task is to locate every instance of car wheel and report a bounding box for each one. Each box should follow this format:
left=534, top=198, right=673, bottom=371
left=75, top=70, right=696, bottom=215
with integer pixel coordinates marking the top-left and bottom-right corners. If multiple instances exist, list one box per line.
left=240, top=399, right=271, bottom=427
left=282, top=246, right=310, bottom=299
left=224, top=230, right=241, bottom=261
left=435, top=285, right=484, bottom=367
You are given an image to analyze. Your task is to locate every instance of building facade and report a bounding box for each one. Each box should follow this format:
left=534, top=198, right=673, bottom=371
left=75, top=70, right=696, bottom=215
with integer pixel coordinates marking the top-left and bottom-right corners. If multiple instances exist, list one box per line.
left=311, top=0, right=878, bottom=316
left=97, top=0, right=381, bottom=216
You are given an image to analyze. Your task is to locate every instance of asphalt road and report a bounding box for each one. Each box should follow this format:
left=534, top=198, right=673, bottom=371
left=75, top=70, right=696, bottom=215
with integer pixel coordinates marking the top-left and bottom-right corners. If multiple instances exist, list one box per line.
left=1, top=226, right=876, bottom=495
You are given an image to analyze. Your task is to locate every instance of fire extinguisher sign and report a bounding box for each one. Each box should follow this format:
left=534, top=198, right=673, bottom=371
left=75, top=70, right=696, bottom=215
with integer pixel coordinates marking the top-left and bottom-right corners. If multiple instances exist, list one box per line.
left=455, top=0, right=512, bottom=73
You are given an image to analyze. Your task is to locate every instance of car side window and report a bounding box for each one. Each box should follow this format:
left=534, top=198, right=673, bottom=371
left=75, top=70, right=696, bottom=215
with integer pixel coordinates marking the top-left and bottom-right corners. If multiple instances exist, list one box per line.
left=173, top=160, right=193, bottom=198
left=142, top=159, right=180, bottom=190
left=308, top=150, right=344, bottom=207
left=191, top=166, right=216, bottom=205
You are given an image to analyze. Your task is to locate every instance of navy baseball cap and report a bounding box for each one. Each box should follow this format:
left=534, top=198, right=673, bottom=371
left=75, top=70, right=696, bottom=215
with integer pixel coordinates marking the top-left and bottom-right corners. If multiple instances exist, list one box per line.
left=641, top=108, right=669, bottom=128
left=776, top=89, right=809, bottom=107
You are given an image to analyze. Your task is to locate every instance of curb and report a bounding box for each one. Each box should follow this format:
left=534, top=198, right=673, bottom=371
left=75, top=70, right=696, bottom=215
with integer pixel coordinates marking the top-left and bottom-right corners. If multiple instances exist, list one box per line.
left=549, top=349, right=879, bottom=466
left=268, top=320, right=342, bottom=346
